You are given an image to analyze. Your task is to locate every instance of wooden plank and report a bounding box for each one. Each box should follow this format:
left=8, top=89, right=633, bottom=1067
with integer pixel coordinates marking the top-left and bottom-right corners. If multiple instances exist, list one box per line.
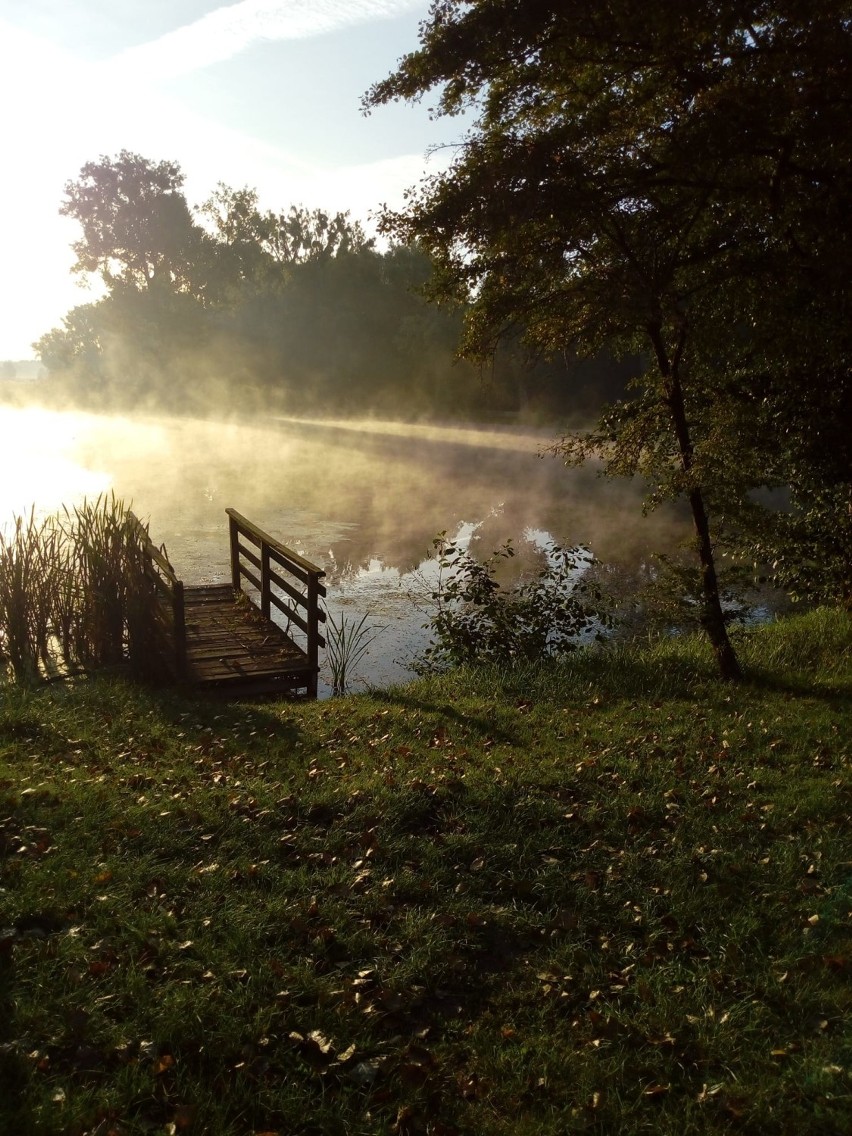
left=268, top=567, right=305, bottom=610
left=172, top=579, right=186, bottom=678
left=145, top=543, right=178, bottom=580
left=226, top=508, right=326, bottom=580
left=193, top=659, right=309, bottom=671
left=239, top=564, right=262, bottom=592
left=237, top=541, right=262, bottom=572
left=138, top=541, right=179, bottom=585
left=268, top=591, right=309, bottom=635
left=129, top=520, right=188, bottom=680
left=189, top=650, right=303, bottom=665
left=191, top=667, right=311, bottom=677
left=229, top=514, right=240, bottom=593
left=136, top=513, right=324, bottom=699
left=150, top=602, right=175, bottom=627
left=141, top=561, right=171, bottom=590
left=192, top=664, right=310, bottom=678
left=266, top=554, right=326, bottom=597
left=261, top=544, right=271, bottom=620
left=273, top=556, right=309, bottom=587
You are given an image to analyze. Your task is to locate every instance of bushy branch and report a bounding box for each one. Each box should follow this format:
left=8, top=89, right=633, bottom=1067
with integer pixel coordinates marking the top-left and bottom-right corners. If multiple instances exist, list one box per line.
left=418, top=534, right=608, bottom=672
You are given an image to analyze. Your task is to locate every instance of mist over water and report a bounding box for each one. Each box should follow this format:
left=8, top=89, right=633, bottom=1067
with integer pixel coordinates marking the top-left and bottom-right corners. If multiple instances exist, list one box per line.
left=1, top=404, right=687, bottom=692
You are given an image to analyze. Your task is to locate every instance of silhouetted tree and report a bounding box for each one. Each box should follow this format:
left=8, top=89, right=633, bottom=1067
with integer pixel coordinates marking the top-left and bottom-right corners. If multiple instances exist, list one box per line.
left=61, top=151, right=210, bottom=296
left=38, top=153, right=640, bottom=424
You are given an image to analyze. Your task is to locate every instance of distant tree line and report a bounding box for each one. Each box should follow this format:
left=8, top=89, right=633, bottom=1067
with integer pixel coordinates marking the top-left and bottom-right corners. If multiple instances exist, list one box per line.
left=34, top=151, right=635, bottom=422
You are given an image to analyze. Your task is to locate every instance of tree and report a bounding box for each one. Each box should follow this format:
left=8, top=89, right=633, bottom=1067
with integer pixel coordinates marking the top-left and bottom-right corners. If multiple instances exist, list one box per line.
left=200, top=185, right=372, bottom=275
left=61, top=151, right=210, bottom=295
left=365, top=0, right=852, bottom=678
left=32, top=288, right=213, bottom=410
left=262, top=205, right=373, bottom=265
left=34, top=303, right=107, bottom=399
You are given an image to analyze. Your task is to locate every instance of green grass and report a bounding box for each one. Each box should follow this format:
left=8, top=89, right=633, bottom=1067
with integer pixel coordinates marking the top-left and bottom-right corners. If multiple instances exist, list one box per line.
left=0, top=608, right=849, bottom=1135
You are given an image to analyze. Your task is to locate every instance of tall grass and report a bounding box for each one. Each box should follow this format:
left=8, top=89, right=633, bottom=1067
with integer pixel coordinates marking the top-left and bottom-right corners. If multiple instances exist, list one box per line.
left=733, top=605, right=851, bottom=678
left=325, top=610, right=383, bottom=694
left=61, top=494, right=142, bottom=668
left=0, top=510, right=67, bottom=683
left=0, top=494, right=152, bottom=683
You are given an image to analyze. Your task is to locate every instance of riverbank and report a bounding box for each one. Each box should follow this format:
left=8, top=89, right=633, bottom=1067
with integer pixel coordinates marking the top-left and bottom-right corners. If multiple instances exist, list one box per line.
left=1, top=609, right=850, bottom=1134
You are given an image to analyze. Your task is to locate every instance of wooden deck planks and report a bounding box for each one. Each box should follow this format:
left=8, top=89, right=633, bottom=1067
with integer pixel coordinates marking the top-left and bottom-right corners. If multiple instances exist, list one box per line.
left=182, top=584, right=315, bottom=696
left=131, top=511, right=325, bottom=700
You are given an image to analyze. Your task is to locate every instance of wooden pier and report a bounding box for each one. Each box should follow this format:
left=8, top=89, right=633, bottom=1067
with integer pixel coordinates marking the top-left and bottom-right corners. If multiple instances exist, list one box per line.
left=131, top=509, right=326, bottom=698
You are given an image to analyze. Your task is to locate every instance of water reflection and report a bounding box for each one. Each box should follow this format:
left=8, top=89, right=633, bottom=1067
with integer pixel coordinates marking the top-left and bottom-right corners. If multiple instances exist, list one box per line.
left=1, top=405, right=687, bottom=691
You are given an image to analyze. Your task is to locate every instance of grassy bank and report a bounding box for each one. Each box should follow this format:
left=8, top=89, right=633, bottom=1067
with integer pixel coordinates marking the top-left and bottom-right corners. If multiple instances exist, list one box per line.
left=1, top=610, right=850, bottom=1135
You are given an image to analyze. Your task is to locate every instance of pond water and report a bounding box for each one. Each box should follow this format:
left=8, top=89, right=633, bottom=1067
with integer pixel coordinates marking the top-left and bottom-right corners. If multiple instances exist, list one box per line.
left=0, top=404, right=687, bottom=694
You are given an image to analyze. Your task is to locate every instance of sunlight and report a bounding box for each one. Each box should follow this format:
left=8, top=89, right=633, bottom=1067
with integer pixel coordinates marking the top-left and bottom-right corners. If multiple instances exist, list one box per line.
left=0, top=407, right=110, bottom=527
left=272, top=414, right=556, bottom=455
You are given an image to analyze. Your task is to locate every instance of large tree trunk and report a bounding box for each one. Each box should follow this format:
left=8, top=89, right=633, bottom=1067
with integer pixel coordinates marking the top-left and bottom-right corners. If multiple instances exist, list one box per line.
left=649, top=324, right=743, bottom=682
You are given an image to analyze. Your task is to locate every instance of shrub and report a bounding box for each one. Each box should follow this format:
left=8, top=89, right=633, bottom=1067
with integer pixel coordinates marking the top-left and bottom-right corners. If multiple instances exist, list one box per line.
left=418, top=535, right=607, bottom=672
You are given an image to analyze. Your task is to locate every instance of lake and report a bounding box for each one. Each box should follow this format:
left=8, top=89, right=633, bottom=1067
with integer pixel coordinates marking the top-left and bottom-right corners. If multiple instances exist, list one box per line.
left=1, top=404, right=686, bottom=694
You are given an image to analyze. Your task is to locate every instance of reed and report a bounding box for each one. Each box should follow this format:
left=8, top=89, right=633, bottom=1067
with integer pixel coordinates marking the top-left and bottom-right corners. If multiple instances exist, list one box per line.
left=324, top=609, right=382, bottom=695
left=0, top=495, right=153, bottom=683
left=61, top=494, right=141, bottom=668
left=0, top=510, right=67, bottom=683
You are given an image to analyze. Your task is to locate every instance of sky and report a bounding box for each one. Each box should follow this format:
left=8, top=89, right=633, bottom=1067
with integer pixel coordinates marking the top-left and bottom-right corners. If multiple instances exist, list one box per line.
left=0, top=0, right=462, bottom=360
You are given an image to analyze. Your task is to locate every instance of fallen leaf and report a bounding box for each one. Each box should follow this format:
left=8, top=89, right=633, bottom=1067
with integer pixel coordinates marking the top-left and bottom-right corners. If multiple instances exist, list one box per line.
left=307, top=1030, right=334, bottom=1056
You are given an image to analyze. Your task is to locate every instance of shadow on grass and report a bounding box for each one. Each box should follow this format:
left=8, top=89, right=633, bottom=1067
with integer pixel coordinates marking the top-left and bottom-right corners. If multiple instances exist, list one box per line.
left=737, top=665, right=851, bottom=707
left=368, top=687, right=520, bottom=744
left=0, top=942, right=34, bottom=1131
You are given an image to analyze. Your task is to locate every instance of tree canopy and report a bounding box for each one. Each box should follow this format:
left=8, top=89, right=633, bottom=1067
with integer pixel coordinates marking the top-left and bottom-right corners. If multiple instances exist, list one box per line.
left=365, top=0, right=852, bottom=675
left=60, top=151, right=210, bottom=294
left=39, top=152, right=621, bottom=422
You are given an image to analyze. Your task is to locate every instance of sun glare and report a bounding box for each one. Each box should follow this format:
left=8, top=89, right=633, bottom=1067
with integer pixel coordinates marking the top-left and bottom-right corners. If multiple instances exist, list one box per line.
left=0, top=407, right=111, bottom=528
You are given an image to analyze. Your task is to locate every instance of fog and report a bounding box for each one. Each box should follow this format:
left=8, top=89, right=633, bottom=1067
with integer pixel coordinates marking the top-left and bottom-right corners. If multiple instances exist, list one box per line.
left=1, top=403, right=687, bottom=691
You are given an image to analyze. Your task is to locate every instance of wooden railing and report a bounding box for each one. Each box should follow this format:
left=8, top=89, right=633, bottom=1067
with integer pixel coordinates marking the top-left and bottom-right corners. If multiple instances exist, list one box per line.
left=128, top=513, right=186, bottom=680
left=226, top=508, right=326, bottom=696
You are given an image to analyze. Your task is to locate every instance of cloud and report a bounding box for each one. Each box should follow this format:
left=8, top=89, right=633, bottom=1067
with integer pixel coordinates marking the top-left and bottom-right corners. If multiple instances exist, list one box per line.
left=106, top=0, right=423, bottom=83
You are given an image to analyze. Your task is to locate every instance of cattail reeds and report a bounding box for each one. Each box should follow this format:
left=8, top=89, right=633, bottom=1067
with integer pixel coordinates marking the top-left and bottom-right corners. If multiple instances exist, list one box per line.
left=0, top=510, right=68, bottom=683
left=61, top=494, right=140, bottom=668
left=0, top=494, right=154, bottom=684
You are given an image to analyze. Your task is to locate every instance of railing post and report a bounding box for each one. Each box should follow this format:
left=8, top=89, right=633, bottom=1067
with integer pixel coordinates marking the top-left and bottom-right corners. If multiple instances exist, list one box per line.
left=261, top=542, right=271, bottom=620
left=229, top=513, right=240, bottom=594
left=307, top=570, right=320, bottom=699
left=173, top=580, right=186, bottom=680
